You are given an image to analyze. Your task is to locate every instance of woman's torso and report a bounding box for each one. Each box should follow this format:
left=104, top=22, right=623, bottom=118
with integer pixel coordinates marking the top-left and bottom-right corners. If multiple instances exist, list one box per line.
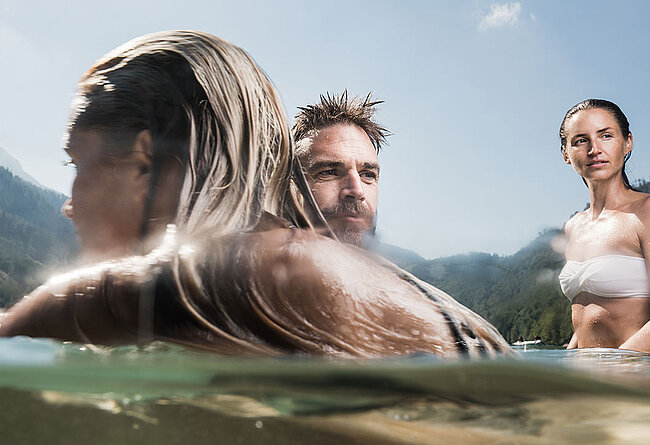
left=562, top=199, right=650, bottom=348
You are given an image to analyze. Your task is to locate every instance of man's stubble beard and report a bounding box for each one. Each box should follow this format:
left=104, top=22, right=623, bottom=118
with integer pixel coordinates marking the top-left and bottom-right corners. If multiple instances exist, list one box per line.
left=320, top=201, right=376, bottom=248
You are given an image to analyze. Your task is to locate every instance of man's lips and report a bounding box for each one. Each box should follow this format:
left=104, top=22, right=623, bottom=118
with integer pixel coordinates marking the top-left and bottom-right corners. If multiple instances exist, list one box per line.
left=330, top=212, right=370, bottom=224
left=337, top=213, right=365, bottom=221
left=587, top=160, right=608, bottom=167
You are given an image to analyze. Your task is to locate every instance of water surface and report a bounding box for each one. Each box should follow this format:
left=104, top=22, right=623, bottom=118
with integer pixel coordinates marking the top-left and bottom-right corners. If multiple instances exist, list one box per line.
left=1, top=338, right=649, bottom=444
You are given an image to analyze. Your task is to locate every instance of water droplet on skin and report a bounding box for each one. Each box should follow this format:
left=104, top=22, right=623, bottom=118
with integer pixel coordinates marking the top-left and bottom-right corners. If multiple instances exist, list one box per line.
left=255, top=420, right=263, bottom=429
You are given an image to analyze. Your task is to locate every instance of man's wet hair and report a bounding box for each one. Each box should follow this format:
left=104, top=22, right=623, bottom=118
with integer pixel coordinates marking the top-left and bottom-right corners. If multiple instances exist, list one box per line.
left=292, top=91, right=390, bottom=154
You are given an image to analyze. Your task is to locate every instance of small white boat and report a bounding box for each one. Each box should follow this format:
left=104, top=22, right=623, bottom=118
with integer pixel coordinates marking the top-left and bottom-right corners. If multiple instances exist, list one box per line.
left=512, top=340, right=542, bottom=346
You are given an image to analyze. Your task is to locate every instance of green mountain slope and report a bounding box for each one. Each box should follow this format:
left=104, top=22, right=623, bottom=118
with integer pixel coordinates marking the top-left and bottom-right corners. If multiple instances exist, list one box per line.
left=1, top=158, right=647, bottom=343
left=406, top=177, right=650, bottom=345
left=407, top=229, right=572, bottom=345
left=0, top=167, right=77, bottom=307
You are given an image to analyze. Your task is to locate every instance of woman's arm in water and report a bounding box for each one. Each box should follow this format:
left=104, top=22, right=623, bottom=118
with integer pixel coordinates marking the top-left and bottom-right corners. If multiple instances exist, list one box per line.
left=0, top=233, right=453, bottom=355
left=567, top=332, right=578, bottom=349
left=0, top=259, right=149, bottom=344
left=1, top=227, right=509, bottom=356
left=618, top=198, right=650, bottom=352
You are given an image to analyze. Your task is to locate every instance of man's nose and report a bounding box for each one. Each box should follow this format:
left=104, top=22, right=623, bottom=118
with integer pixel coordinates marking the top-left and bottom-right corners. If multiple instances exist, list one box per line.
left=61, top=198, right=74, bottom=220
left=340, top=172, right=365, bottom=201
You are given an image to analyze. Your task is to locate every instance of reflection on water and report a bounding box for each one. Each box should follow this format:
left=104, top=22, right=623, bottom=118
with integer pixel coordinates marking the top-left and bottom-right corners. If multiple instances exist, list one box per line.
left=1, top=338, right=650, bottom=444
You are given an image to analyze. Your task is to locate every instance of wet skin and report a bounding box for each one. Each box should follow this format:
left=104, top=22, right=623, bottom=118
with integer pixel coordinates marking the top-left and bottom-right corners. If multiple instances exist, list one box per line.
left=0, top=130, right=510, bottom=357
left=62, top=130, right=182, bottom=263
left=0, top=217, right=510, bottom=357
left=62, top=130, right=150, bottom=262
left=563, top=108, right=650, bottom=350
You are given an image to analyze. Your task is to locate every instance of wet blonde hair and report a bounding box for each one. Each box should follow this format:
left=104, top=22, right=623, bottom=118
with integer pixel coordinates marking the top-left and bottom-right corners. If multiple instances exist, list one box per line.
left=69, top=30, right=323, bottom=244
left=67, top=31, right=336, bottom=352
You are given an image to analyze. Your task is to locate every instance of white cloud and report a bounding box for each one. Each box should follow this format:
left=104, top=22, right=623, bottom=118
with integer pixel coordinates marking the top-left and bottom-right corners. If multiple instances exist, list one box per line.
left=478, top=2, right=522, bottom=31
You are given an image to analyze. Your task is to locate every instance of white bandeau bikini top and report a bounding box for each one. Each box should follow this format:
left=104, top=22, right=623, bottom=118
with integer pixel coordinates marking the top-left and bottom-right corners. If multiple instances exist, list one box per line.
left=559, top=255, right=650, bottom=301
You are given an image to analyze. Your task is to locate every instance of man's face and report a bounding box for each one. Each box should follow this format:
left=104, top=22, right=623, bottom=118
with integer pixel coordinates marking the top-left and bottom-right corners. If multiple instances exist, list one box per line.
left=299, top=124, right=379, bottom=246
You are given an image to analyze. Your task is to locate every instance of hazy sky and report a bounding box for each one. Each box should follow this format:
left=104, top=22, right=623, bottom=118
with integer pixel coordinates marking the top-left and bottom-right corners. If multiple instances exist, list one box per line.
left=1, top=0, right=649, bottom=259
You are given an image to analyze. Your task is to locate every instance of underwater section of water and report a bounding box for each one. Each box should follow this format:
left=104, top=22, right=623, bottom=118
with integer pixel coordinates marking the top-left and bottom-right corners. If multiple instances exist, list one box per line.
left=2, top=338, right=650, bottom=444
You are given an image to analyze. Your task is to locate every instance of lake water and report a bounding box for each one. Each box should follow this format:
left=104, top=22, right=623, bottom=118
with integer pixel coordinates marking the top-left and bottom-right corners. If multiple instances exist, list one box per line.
left=1, top=338, right=650, bottom=444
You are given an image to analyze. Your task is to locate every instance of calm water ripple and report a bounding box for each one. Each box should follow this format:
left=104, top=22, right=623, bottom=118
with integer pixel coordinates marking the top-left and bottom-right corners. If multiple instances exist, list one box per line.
left=1, top=338, right=650, bottom=444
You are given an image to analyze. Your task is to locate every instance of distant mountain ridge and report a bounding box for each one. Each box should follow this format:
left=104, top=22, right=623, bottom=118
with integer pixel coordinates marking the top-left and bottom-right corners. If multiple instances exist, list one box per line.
left=0, top=146, right=43, bottom=188
left=406, top=229, right=572, bottom=344
left=0, top=166, right=77, bottom=307
left=403, top=177, right=650, bottom=345
left=0, top=146, right=646, bottom=345
left=369, top=240, right=426, bottom=268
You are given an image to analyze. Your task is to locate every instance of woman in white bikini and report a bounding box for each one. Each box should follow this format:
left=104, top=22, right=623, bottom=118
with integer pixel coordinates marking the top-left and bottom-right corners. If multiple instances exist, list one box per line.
left=559, top=99, right=650, bottom=351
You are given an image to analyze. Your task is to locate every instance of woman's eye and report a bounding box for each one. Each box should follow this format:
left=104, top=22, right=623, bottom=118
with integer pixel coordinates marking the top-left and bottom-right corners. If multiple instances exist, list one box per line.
left=602, top=133, right=612, bottom=139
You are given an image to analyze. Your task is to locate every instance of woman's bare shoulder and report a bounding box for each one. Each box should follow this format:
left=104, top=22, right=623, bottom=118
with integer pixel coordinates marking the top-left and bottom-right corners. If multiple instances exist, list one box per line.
left=564, top=210, right=587, bottom=235
left=633, top=192, right=650, bottom=226
left=249, top=227, right=369, bottom=283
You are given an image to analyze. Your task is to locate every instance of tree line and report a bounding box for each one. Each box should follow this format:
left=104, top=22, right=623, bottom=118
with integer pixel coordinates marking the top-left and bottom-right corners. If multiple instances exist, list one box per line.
left=0, top=164, right=648, bottom=346
left=405, top=178, right=650, bottom=345
left=0, top=167, right=77, bottom=307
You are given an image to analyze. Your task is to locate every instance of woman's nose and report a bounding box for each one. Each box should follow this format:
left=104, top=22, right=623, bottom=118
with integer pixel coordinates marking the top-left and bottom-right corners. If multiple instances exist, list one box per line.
left=588, top=141, right=602, bottom=155
left=61, top=198, right=74, bottom=220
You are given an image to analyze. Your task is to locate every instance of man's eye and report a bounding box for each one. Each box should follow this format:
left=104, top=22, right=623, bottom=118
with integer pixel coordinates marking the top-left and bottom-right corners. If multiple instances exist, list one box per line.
left=574, top=138, right=588, bottom=145
left=361, top=171, right=378, bottom=180
left=317, top=169, right=337, bottom=177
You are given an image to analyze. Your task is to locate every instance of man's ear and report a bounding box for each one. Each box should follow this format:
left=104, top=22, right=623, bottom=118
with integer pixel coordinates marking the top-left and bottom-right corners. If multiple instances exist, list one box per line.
left=562, top=149, right=571, bottom=165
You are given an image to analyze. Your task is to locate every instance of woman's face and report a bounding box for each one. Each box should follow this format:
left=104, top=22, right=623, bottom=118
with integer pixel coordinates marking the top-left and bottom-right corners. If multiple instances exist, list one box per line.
left=62, top=130, right=151, bottom=262
left=563, top=108, right=632, bottom=183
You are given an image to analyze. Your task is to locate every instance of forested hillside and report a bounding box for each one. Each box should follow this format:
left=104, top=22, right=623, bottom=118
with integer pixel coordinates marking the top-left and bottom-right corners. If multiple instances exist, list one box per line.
left=0, top=159, right=647, bottom=345
left=0, top=167, right=77, bottom=307
left=406, top=177, right=650, bottom=345
left=406, top=230, right=571, bottom=344
left=637, top=178, right=650, bottom=194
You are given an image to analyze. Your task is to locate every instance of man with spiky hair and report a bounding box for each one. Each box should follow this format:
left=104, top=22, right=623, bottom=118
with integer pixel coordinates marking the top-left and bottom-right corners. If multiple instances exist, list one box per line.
left=292, top=91, right=389, bottom=247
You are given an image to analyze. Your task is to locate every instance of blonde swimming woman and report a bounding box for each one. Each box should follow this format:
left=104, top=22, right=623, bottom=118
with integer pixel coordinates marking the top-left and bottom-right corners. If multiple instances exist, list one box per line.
left=559, top=99, right=650, bottom=351
left=0, top=31, right=509, bottom=357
